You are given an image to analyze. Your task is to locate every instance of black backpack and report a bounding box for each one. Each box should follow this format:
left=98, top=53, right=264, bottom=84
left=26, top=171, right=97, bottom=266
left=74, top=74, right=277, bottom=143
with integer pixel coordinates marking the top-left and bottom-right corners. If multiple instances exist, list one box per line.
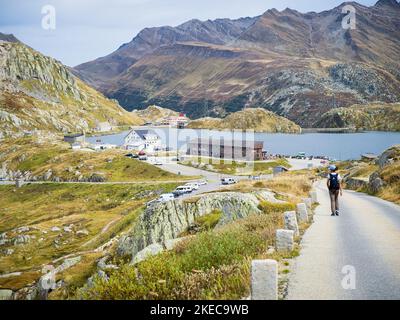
left=329, top=173, right=340, bottom=190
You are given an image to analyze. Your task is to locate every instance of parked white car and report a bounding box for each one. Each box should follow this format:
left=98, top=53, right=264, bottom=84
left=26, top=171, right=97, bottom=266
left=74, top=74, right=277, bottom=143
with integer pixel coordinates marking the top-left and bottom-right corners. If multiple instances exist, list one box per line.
left=185, top=183, right=199, bottom=190
left=158, top=193, right=175, bottom=202
left=221, top=177, right=237, bottom=185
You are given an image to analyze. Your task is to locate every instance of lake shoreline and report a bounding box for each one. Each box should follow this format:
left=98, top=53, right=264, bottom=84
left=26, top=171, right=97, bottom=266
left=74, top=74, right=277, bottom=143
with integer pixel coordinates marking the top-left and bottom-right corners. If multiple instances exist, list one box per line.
left=86, top=128, right=400, bottom=161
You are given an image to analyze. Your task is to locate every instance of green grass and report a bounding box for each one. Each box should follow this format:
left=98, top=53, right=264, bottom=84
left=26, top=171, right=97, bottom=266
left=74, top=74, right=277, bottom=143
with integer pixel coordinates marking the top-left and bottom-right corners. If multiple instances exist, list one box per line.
left=181, top=157, right=290, bottom=175
left=17, top=148, right=67, bottom=172
left=0, top=182, right=178, bottom=290
left=0, top=137, right=192, bottom=182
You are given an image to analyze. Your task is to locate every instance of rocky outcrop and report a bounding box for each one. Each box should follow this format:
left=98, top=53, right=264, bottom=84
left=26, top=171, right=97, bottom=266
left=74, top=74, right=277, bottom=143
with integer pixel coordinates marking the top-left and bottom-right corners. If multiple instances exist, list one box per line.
left=0, top=41, right=143, bottom=138
left=344, top=145, right=400, bottom=201
left=117, top=190, right=281, bottom=258
left=132, top=105, right=181, bottom=124
left=187, top=108, right=301, bottom=133
left=314, top=103, right=400, bottom=131
left=377, top=145, right=400, bottom=168
left=344, top=176, right=369, bottom=190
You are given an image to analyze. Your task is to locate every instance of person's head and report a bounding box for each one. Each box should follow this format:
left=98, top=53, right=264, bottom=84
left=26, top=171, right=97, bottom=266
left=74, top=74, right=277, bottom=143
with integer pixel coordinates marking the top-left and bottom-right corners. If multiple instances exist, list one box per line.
left=329, top=165, right=337, bottom=172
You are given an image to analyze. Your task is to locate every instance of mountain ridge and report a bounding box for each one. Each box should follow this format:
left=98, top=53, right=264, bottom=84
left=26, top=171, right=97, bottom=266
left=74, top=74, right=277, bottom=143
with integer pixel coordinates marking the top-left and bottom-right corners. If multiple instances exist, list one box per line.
left=74, top=1, right=400, bottom=127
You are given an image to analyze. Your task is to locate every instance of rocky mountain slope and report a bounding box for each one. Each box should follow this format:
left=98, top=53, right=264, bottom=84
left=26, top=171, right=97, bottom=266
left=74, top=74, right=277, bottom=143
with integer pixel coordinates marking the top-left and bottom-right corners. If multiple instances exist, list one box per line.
left=315, top=103, right=400, bottom=131
left=187, top=108, right=301, bottom=133
left=0, top=32, right=19, bottom=43
left=75, top=1, right=400, bottom=127
left=0, top=40, right=143, bottom=138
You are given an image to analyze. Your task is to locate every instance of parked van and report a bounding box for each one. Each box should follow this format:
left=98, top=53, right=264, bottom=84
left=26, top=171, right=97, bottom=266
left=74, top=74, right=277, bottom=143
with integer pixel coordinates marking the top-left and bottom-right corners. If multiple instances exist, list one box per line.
left=173, top=185, right=193, bottom=197
left=221, top=177, right=237, bottom=185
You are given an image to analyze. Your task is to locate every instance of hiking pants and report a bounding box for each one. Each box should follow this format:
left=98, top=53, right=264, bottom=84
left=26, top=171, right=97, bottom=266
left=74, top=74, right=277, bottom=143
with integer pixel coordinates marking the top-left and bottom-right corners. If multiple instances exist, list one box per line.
left=329, top=189, right=340, bottom=214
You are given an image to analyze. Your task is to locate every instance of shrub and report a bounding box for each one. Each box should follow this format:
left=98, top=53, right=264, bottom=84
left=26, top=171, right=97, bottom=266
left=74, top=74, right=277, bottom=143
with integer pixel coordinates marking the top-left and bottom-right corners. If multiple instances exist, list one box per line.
left=258, top=200, right=295, bottom=214
left=195, top=210, right=222, bottom=231
left=78, top=214, right=280, bottom=300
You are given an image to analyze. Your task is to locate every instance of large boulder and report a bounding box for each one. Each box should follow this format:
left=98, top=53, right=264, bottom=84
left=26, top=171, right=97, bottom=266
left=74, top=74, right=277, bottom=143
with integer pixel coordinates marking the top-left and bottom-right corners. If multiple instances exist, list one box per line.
left=118, top=191, right=279, bottom=258
left=132, top=243, right=164, bottom=265
left=344, top=176, right=369, bottom=190
left=369, top=172, right=384, bottom=193
left=377, top=145, right=400, bottom=168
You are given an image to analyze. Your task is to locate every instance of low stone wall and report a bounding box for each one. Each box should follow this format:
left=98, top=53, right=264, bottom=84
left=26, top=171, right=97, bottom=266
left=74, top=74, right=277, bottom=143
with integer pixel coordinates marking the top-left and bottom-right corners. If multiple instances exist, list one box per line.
left=251, top=191, right=318, bottom=300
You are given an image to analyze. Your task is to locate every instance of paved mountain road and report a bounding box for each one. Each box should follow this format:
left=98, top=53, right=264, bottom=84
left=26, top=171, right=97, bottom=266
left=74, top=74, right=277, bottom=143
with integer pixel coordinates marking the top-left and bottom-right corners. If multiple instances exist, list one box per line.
left=287, top=180, right=400, bottom=300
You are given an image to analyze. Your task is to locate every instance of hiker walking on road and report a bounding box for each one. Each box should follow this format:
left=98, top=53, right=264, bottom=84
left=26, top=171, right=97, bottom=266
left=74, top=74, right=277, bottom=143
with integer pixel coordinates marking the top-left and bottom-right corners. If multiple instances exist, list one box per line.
left=327, top=165, right=343, bottom=216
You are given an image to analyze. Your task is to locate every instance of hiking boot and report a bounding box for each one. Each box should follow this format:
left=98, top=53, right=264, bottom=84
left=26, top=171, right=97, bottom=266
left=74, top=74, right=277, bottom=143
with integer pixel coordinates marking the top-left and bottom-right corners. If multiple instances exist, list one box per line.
left=335, top=210, right=340, bottom=216
left=331, top=213, right=335, bottom=216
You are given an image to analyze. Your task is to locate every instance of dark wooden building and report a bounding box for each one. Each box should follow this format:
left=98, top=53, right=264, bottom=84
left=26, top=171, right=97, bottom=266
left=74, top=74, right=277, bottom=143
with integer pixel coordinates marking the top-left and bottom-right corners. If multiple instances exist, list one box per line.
left=187, top=138, right=264, bottom=161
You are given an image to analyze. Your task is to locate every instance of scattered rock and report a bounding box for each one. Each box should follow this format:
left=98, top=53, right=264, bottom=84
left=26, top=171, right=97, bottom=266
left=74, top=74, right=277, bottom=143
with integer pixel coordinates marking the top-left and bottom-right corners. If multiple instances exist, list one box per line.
left=97, top=256, right=119, bottom=271
left=13, top=235, right=31, bottom=245
left=43, top=169, right=52, bottom=180
left=88, top=173, right=105, bottom=183
left=37, top=271, right=56, bottom=299
left=56, top=256, right=81, bottom=272
left=87, top=270, right=109, bottom=288
left=76, top=229, right=89, bottom=236
left=63, top=226, right=73, bottom=233
left=13, top=286, right=38, bottom=300
left=51, top=226, right=61, bottom=232
left=164, top=237, right=188, bottom=251
left=16, top=226, right=30, bottom=233
left=131, top=243, right=164, bottom=265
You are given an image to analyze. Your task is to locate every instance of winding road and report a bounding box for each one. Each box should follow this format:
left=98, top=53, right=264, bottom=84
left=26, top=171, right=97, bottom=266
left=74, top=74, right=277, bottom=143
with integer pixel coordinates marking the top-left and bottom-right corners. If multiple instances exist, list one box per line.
left=287, top=180, right=400, bottom=300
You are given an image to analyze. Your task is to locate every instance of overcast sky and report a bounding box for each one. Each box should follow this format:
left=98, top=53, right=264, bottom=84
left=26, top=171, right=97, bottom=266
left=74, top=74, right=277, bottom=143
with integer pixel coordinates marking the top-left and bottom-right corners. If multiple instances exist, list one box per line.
left=0, top=0, right=377, bottom=67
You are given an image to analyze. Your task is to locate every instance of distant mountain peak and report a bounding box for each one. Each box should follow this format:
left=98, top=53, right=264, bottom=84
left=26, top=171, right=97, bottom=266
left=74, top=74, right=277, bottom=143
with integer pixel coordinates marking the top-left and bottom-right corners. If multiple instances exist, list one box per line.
left=0, top=32, right=19, bottom=43
left=375, top=0, right=400, bottom=8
